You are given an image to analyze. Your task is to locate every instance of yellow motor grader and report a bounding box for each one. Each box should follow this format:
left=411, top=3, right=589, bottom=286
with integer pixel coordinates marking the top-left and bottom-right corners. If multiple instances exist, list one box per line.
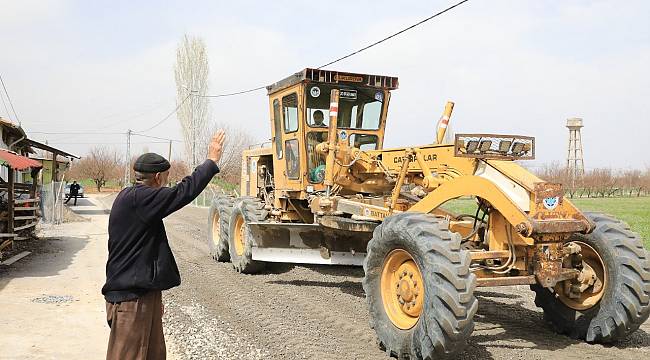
left=207, top=68, right=650, bottom=359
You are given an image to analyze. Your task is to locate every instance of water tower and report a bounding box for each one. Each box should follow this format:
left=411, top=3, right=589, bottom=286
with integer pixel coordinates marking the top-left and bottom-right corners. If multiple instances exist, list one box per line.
left=566, top=117, right=585, bottom=187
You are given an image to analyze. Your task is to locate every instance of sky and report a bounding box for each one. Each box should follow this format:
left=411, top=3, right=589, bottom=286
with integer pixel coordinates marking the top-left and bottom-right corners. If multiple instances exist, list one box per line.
left=0, top=0, right=648, bottom=169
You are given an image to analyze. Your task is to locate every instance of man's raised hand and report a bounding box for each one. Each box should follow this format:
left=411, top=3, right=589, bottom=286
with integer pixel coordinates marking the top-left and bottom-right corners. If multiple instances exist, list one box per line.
left=208, top=129, right=226, bottom=164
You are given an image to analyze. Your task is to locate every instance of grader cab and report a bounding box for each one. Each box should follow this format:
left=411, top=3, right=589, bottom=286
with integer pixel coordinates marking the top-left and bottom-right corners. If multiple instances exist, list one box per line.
left=208, top=68, right=650, bottom=359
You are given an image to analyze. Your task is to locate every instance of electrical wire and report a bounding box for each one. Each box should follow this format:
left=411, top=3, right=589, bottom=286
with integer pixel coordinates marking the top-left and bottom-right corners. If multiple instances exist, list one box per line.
left=0, top=73, right=20, bottom=124
left=48, top=141, right=169, bottom=145
left=137, top=94, right=191, bottom=133
left=197, top=86, right=267, bottom=98
left=193, top=0, right=469, bottom=99
left=317, top=0, right=469, bottom=69
left=29, top=131, right=125, bottom=135
left=0, top=85, right=12, bottom=121
left=131, top=132, right=183, bottom=142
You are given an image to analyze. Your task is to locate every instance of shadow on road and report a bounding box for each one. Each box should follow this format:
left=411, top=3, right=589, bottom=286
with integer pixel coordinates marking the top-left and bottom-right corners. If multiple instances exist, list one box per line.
left=304, top=264, right=365, bottom=278
left=461, top=291, right=650, bottom=357
left=0, top=236, right=89, bottom=292
left=266, top=279, right=365, bottom=298
left=264, top=278, right=650, bottom=357
left=66, top=198, right=110, bottom=215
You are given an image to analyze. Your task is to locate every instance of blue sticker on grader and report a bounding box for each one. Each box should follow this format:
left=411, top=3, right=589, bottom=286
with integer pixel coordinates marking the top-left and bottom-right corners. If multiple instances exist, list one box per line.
left=339, top=130, right=348, bottom=141
left=543, top=196, right=559, bottom=210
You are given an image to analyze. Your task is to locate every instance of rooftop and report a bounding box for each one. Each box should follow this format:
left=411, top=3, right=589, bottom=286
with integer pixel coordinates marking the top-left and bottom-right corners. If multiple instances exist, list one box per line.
left=266, top=68, right=399, bottom=95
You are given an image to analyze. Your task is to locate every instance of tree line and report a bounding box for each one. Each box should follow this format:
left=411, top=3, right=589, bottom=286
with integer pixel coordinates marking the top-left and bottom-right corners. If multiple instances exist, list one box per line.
left=534, top=163, right=650, bottom=198
left=65, top=125, right=252, bottom=192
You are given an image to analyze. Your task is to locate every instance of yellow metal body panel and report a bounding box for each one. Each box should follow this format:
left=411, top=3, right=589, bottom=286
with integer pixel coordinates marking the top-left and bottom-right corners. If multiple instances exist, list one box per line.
left=240, top=147, right=273, bottom=196
left=408, top=175, right=529, bottom=230
left=486, top=160, right=542, bottom=191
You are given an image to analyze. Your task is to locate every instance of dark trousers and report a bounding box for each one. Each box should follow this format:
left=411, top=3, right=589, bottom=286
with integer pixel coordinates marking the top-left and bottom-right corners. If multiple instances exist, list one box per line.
left=105, top=290, right=166, bottom=360
left=65, top=194, right=78, bottom=205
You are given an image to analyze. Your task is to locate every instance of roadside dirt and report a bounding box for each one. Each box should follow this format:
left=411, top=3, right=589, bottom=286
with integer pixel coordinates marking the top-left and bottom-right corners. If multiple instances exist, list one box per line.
left=163, top=206, right=650, bottom=360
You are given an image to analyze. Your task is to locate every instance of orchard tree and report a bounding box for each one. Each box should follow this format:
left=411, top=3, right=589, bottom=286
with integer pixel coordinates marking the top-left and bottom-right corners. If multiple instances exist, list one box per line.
left=75, top=147, right=121, bottom=192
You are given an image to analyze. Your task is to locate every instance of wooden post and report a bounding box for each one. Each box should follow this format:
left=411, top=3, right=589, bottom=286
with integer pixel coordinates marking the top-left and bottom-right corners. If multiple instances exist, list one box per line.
left=51, top=151, right=59, bottom=183
left=30, top=167, right=40, bottom=199
left=8, top=167, right=14, bottom=236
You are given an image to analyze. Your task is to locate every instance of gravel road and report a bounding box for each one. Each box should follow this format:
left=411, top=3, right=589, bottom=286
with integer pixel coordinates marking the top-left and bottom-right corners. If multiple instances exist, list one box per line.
left=163, top=206, right=650, bottom=360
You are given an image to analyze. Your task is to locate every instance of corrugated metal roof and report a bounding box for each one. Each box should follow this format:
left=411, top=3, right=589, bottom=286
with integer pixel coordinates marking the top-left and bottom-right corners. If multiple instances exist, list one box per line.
left=0, top=149, right=43, bottom=170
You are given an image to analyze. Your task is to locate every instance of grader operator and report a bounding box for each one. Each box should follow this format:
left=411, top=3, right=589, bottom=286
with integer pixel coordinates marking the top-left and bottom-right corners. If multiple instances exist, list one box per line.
left=208, top=68, right=650, bottom=359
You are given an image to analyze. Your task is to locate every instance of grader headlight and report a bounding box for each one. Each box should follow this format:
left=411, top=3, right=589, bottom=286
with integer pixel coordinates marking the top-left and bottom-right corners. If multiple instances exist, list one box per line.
left=454, top=134, right=535, bottom=160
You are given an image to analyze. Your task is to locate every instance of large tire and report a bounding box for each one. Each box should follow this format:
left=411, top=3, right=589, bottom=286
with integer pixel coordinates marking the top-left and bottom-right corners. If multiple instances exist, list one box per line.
left=207, top=195, right=234, bottom=262
left=531, top=212, right=650, bottom=343
left=228, top=197, right=267, bottom=274
left=363, top=213, right=478, bottom=359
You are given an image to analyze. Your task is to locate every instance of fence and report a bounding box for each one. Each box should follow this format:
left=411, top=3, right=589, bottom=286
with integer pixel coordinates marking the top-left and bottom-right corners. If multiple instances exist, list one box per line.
left=40, top=181, right=66, bottom=224
left=192, top=184, right=237, bottom=208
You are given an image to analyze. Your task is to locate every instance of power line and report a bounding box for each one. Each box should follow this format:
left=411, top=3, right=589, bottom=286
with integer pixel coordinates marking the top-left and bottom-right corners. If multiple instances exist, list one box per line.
left=194, top=0, right=469, bottom=99
left=131, top=132, right=183, bottom=142
left=316, top=0, right=469, bottom=69
left=47, top=141, right=170, bottom=145
left=29, top=131, right=125, bottom=135
left=0, top=85, right=12, bottom=121
left=198, top=85, right=267, bottom=98
left=0, top=73, right=20, bottom=124
left=137, top=94, right=191, bottom=133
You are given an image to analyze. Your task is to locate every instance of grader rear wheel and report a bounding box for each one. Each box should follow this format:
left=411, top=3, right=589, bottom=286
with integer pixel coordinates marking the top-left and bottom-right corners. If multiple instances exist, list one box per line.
left=363, top=213, right=477, bottom=359
left=532, top=212, right=650, bottom=343
left=554, top=241, right=607, bottom=311
left=227, top=198, right=267, bottom=274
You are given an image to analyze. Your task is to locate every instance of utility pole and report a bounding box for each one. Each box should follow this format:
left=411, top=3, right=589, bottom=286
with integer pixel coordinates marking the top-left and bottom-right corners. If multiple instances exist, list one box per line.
left=168, top=139, right=172, bottom=162
left=124, top=129, right=132, bottom=187
left=191, top=93, right=196, bottom=170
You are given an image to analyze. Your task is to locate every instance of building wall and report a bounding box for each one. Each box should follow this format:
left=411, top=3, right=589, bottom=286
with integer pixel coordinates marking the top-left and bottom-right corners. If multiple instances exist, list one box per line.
left=22, top=160, right=68, bottom=184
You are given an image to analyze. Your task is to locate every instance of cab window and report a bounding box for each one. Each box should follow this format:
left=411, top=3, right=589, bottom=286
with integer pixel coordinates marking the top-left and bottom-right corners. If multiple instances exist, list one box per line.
left=283, top=93, right=299, bottom=133
left=285, top=139, right=300, bottom=179
left=349, top=134, right=378, bottom=151
left=306, top=131, right=328, bottom=183
left=306, top=85, right=383, bottom=130
left=273, top=99, right=283, bottom=158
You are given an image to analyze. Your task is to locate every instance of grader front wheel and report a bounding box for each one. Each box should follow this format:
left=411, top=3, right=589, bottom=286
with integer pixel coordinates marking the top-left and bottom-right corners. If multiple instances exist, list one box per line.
left=381, top=249, right=425, bottom=330
left=363, top=213, right=477, bottom=359
left=532, top=212, right=650, bottom=343
left=227, top=198, right=267, bottom=274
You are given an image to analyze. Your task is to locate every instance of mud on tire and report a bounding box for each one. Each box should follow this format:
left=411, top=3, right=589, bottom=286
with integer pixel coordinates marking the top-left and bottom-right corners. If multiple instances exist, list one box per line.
left=207, top=195, right=234, bottom=262
left=363, top=213, right=478, bottom=359
left=228, top=197, right=267, bottom=274
left=531, top=212, right=650, bottom=343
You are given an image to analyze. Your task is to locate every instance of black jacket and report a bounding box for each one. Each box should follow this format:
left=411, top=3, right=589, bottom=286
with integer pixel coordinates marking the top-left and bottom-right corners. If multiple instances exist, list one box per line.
left=102, top=160, right=219, bottom=303
left=70, top=183, right=80, bottom=195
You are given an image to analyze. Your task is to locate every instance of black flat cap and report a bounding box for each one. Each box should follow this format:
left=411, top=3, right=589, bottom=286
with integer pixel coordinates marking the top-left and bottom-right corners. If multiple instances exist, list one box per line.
left=133, top=153, right=170, bottom=173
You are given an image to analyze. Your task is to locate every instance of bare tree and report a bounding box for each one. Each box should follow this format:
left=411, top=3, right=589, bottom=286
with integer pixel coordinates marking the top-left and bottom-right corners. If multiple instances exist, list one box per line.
left=175, top=35, right=210, bottom=170
left=642, top=168, right=650, bottom=196
left=533, top=162, right=578, bottom=197
left=617, top=169, right=643, bottom=197
left=74, top=147, right=121, bottom=192
left=168, top=159, right=190, bottom=184
left=195, top=122, right=255, bottom=184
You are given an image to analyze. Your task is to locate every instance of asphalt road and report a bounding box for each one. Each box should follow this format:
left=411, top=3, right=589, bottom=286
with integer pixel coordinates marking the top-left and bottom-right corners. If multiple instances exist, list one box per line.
left=163, top=205, right=650, bottom=360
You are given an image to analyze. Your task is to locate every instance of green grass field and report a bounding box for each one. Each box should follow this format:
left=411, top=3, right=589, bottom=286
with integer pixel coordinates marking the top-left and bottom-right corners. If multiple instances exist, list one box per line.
left=443, top=197, right=650, bottom=248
